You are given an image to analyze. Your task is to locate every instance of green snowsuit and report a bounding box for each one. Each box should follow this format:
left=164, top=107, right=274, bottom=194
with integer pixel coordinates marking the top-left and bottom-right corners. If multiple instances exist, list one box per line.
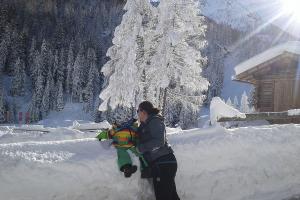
left=96, top=125, right=147, bottom=171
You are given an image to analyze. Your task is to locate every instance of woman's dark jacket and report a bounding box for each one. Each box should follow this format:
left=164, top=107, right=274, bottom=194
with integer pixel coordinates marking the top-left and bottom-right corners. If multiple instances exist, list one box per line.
left=137, top=114, right=173, bottom=164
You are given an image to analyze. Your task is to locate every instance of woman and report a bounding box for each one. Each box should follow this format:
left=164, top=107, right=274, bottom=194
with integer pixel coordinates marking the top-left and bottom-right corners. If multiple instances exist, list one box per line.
left=137, top=101, right=180, bottom=200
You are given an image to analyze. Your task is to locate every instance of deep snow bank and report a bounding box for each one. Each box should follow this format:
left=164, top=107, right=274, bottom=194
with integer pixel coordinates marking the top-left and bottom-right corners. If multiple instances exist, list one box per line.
left=1, top=124, right=300, bottom=200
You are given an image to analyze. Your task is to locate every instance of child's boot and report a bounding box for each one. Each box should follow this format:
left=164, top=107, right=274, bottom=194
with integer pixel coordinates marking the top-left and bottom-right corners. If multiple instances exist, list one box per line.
left=121, top=164, right=137, bottom=178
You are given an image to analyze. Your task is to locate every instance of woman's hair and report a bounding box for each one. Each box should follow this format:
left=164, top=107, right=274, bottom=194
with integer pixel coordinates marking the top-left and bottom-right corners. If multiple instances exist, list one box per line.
left=138, top=101, right=160, bottom=115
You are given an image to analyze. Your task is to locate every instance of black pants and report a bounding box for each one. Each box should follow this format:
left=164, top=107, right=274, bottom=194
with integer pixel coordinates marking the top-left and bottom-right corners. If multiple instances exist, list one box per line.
left=151, top=153, right=180, bottom=200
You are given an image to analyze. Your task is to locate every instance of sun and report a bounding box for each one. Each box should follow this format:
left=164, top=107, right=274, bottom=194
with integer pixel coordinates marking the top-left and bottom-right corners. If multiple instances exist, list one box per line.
left=282, top=0, right=300, bottom=20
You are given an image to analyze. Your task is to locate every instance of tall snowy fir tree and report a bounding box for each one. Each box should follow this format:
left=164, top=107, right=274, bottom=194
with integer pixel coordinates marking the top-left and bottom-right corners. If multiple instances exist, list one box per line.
left=28, top=38, right=37, bottom=79
left=11, top=58, right=26, bottom=96
left=66, top=41, right=75, bottom=97
left=99, top=0, right=150, bottom=123
left=0, top=38, right=9, bottom=70
left=28, top=55, right=45, bottom=122
left=150, top=0, right=209, bottom=128
left=41, top=77, right=51, bottom=117
left=99, top=0, right=208, bottom=128
left=0, top=88, right=5, bottom=123
left=72, top=46, right=85, bottom=103
left=233, top=96, right=239, bottom=109
left=56, top=81, right=64, bottom=111
left=240, top=91, right=250, bottom=113
left=226, top=97, right=233, bottom=107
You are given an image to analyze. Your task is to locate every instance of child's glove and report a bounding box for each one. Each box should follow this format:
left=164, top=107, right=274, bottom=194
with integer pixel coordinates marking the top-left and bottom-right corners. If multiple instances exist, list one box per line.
left=96, top=130, right=109, bottom=141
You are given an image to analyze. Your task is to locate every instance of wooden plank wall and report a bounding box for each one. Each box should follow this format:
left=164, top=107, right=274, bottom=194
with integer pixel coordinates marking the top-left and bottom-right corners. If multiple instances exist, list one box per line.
left=256, top=79, right=300, bottom=112
left=257, top=80, right=274, bottom=112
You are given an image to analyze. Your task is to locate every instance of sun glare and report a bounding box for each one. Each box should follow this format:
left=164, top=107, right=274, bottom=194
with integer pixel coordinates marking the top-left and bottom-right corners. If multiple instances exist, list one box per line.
left=283, top=0, right=300, bottom=21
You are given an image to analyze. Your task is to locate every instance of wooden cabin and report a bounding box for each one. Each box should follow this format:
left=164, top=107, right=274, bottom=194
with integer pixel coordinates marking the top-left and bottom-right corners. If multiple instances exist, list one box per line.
left=235, top=41, right=300, bottom=113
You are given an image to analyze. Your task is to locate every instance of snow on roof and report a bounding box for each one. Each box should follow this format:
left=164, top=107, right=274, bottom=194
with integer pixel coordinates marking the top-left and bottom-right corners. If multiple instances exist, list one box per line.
left=235, top=41, right=300, bottom=76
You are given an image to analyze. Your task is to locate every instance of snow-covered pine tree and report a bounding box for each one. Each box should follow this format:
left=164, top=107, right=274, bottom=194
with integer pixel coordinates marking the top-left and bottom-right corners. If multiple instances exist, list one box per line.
left=226, top=97, right=233, bottom=107
left=72, top=46, right=85, bottom=102
left=98, top=0, right=208, bottom=128
left=240, top=91, right=250, bottom=113
left=11, top=58, right=26, bottom=96
left=248, top=88, right=257, bottom=112
left=233, top=96, right=239, bottom=109
left=83, top=81, right=94, bottom=113
left=0, top=38, right=9, bottom=71
left=86, top=48, right=97, bottom=83
left=66, top=41, right=75, bottom=97
left=56, top=80, right=64, bottom=111
left=84, top=60, right=98, bottom=113
left=40, top=39, right=51, bottom=77
left=49, top=73, right=57, bottom=111
left=28, top=54, right=45, bottom=122
left=53, top=50, right=60, bottom=80
left=0, top=88, right=5, bottom=123
left=147, top=0, right=208, bottom=128
left=28, top=38, right=39, bottom=82
left=28, top=93, right=40, bottom=122
left=99, top=0, right=150, bottom=122
left=58, top=49, right=66, bottom=83
left=41, top=73, right=51, bottom=117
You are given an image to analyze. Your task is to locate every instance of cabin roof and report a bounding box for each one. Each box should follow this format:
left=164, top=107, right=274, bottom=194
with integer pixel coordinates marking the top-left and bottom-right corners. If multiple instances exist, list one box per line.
left=235, top=41, right=300, bottom=76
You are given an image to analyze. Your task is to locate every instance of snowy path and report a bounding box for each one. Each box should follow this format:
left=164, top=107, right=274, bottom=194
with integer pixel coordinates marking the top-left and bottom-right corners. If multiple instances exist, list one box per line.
left=1, top=124, right=300, bottom=200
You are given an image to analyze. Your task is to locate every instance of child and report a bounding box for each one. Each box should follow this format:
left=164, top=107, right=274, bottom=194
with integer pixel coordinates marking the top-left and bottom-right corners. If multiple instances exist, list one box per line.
left=96, top=119, right=146, bottom=178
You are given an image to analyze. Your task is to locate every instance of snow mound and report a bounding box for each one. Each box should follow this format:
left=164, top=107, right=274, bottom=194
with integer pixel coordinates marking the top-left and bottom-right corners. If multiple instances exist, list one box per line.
left=288, top=109, right=300, bottom=116
left=72, top=120, right=111, bottom=131
left=1, top=124, right=300, bottom=199
left=210, top=97, right=246, bottom=125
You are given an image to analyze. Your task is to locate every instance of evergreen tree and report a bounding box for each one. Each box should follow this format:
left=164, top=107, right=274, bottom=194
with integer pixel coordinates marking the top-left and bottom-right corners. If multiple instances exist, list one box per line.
left=53, top=50, right=60, bottom=81
left=86, top=48, right=97, bottom=83
left=83, top=79, right=94, bottom=113
left=98, top=0, right=149, bottom=123
left=41, top=74, right=51, bottom=117
left=233, top=96, right=239, bottom=109
left=11, top=58, right=26, bottom=96
left=28, top=92, right=41, bottom=122
left=0, top=88, right=5, bottom=123
left=66, top=41, right=75, bottom=96
left=0, top=39, right=9, bottom=71
left=226, top=97, right=233, bottom=107
left=34, top=55, right=46, bottom=108
left=40, top=39, right=51, bottom=77
left=72, top=46, right=85, bottom=102
left=57, top=49, right=65, bottom=82
left=49, top=72, right=57, bottom=111
left=56, top=80, right=64, bottom=111
left=240, top=91, right=250, bottom=113
left=28, top=38, right=39, bottom=82
left=148, top=0, right=208, bottom=128
left=99, top=0, right=208, bottom=128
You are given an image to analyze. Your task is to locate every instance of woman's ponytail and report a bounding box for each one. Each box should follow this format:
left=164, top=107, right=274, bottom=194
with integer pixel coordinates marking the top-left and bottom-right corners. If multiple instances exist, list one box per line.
left=138, top=101, right=161, bottom=115
left=151, top=107, right=160, bottom=115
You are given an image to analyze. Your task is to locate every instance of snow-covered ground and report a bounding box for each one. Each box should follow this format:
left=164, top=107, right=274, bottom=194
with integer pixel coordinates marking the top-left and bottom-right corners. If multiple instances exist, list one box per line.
left=37, top=103, right=94, bottom=127
left=1, top=123, right=300, bottom=200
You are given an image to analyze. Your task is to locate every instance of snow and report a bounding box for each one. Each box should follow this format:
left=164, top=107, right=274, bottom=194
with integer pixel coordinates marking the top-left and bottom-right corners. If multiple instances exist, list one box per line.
left=201, top=0, right=261, bottom=32
left=72, top=120, right=111, bottom=131
left=1, top=123, right=300, bottom=199
left=37, top=103, right=94, bottom=127
left=235, top=41, right=300, bottom=75
left=288, top=109, right=300, bottom=116
left=210, top=97, right=246, bottom=125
